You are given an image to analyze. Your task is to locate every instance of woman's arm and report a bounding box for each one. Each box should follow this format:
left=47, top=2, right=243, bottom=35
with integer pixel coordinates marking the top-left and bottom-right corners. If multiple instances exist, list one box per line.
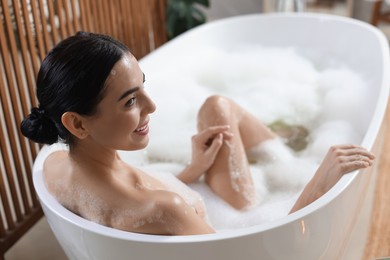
left=133, top=190, right=215, bottom=235
left=289, top=144, right=375, bottom=214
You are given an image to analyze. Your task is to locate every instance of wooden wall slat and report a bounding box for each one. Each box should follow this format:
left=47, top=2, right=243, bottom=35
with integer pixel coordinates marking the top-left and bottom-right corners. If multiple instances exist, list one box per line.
left=117, top=0, right=128, bottom=48
left=47, top=0, right=60, bottom=45
left=56, top=0, right=67, bottom=39
left=81, top=0, right=93, bottom=32
left=91, top=0, right=100, bottom=32
left=70, top=0, right=80, bottom=32
left=37, top=0, right=51, bottom=53
left=30, top=0, right=46, bottom=61
left=142, top=0, right=150, bottom=55
left=62, top=0, right=74, bottom=35
left=0, top=149, right=9, bottom=235
left=20, top=0, right=40, bottom=80
left=96, top=0, right=105, bottom=33
left=78, top=0, right=88, bottom=30
left=108, top=0, right=118, bottom=39
left=130, top=1, right=143, bottom=57
left=122, top=0, right=135, bottom=54
left=12, top=0, right=36, bottom=114
left=102, top=0, right=112, bottom=35
left=155, top=0, right=168, bottom=48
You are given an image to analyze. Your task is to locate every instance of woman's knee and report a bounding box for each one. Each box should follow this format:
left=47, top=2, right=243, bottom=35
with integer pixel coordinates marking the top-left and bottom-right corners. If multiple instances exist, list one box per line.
left=201, top=95, right=230, bottom=111
left=198, top=95, right=233, bottom=124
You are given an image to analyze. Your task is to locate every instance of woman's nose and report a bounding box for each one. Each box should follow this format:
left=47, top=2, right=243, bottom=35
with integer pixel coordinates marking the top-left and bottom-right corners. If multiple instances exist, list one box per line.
left=143, top=93, right=156, bottom=114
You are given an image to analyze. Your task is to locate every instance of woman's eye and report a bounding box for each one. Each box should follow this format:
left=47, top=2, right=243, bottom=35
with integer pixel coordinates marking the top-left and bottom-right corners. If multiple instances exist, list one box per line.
left=125, top=97, right=136, bottom=107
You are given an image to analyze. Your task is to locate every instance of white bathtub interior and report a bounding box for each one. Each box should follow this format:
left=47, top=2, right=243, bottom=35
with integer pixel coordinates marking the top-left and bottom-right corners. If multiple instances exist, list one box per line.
left=33, top=13, right=389, bottom=260
left=122, top=44, right=370, bottom=230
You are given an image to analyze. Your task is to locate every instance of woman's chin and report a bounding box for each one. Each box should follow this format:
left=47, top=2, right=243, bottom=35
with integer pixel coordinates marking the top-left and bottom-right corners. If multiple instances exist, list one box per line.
left=123, top=138, right=149, bottom=151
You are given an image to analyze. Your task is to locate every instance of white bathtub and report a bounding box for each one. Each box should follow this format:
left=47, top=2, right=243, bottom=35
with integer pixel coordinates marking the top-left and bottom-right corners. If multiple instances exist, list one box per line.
left=33, top=13, right=389, bottom=260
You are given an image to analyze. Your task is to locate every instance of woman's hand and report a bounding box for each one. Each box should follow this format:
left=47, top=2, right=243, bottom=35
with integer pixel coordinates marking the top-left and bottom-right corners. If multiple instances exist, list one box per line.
left=290, top=144, right=375, bottom=213
left=312, top=144, right=375, bottom=194
left=177, top=125, right=233, bottom=184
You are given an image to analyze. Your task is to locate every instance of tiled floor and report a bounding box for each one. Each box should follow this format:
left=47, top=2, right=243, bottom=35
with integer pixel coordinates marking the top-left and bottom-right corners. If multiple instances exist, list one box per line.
left=4, top=1, right=390, bottom=259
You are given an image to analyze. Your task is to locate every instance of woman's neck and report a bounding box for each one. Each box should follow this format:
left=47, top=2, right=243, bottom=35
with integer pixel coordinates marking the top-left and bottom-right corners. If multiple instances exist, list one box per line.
left=68, top=140, right=122, bottom=174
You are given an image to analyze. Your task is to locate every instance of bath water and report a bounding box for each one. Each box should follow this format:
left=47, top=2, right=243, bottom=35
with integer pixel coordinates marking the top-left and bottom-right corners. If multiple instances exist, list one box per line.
left=119, top=45, right=368, bottom=230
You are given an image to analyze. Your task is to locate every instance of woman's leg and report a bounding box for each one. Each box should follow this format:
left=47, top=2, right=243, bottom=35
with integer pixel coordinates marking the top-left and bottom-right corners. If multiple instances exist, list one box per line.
left=197, top=95, right=276, bottom=210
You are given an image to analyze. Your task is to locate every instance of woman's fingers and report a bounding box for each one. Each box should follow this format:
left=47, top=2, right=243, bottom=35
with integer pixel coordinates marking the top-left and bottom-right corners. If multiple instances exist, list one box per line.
left=329, top=145, right=375, bottom=174
left=330, top=144, right=375, bottom=159
left=205, top=133, right=224, bottom=157
left=194, top=125, right=233, bottom=146
left=339, top=160, right=371, bottom=174
left=189, top=132, right=225, bottom=173
left=339, top=154, right=374, bottom=165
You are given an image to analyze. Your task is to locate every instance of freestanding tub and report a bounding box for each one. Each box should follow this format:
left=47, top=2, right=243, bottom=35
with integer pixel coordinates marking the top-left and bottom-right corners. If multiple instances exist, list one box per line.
left=33, top=13, right=389, bottom=260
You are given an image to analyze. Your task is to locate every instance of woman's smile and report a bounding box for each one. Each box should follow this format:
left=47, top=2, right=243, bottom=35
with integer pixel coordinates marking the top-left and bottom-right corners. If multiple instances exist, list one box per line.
left=134, top=121, right=149, bottom=136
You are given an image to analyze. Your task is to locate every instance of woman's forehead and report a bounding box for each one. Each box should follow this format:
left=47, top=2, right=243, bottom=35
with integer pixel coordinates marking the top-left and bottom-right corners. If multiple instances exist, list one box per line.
left=109, top=54, right=135, bottom=76
left=106, top=54, right=139, bottom=85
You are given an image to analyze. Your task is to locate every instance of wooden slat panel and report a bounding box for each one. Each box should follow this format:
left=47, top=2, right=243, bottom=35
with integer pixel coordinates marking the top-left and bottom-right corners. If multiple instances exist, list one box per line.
left=11, top=0, right=40, bottom=208
left=0, top=99, right=15, bottom=231
left=3, top=0, right=37, bottom=217
left=0, top=0, right=27, bottom=221
left=0, top=0, right=45, bottom=255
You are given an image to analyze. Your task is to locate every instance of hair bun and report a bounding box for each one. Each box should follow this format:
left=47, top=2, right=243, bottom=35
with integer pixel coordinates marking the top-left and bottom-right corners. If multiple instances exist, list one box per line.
left=20, top=107, right=59, bottom=144
left=31, top=107, right=46, bottom=120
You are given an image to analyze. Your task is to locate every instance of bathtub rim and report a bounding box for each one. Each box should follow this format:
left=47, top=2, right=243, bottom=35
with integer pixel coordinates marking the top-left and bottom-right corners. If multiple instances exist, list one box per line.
left=33, top=12, right=390, bottom=244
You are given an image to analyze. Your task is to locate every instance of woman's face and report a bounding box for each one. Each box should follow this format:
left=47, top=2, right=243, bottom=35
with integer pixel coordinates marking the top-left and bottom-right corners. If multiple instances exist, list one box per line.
left=83, top=54, right=156, bottom=151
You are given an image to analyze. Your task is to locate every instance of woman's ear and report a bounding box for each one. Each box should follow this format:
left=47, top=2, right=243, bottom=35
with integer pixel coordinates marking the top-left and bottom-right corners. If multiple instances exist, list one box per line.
left=61, top=112, right=89, bottom=139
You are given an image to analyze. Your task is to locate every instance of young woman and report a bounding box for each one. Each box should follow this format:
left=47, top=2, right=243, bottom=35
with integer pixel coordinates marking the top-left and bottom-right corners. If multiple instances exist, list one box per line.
left=21, top=32, right=375, bottom=235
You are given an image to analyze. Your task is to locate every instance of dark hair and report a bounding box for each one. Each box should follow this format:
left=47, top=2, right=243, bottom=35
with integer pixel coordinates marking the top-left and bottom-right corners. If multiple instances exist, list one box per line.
left=20, top=31, right=130, bottom=145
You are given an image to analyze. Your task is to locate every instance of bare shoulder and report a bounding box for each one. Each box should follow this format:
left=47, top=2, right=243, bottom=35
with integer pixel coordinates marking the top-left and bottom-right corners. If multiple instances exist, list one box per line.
left=43, top=150, right=69, bottom=175
left=43, top=151, right=71, bottom=192
left=114, top=189, right=214, bottom=236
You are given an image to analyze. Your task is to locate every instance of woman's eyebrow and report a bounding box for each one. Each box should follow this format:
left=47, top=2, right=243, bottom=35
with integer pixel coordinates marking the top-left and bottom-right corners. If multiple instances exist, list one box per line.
left=117, top=87, right=140, bottom=102
left=117, top=73, right=145, bottom=102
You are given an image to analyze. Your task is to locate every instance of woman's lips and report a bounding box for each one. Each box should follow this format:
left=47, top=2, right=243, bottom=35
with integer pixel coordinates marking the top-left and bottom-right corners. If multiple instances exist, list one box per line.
left=134, top=122, right=149, bottom=135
